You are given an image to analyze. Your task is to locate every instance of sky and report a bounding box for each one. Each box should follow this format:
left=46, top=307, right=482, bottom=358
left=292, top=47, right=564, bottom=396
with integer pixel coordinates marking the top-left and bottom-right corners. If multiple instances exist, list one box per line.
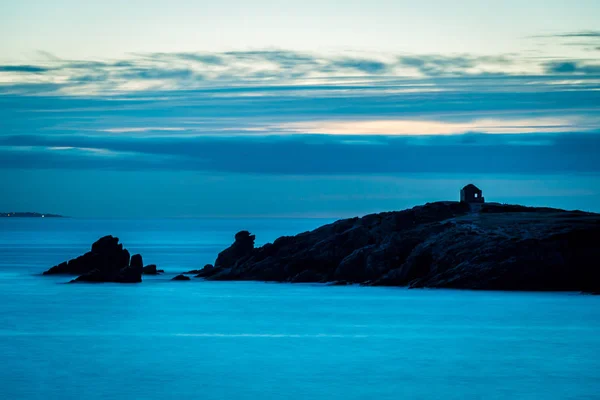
left=1, top=0, right=599, bottom=217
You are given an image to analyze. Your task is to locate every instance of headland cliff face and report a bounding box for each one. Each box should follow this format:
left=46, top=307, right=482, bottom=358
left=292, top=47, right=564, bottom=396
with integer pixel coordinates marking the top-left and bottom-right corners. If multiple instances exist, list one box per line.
left=198, top=202, right=600, bottom=292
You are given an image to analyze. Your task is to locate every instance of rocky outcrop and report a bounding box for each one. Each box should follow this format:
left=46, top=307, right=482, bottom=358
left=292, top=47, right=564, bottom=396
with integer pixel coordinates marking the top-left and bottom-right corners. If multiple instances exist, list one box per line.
left=43, top=235, right=144, bottom=283
left=202, top=202, right=600, bottom=292
left=214, top=231, right=255, bottom=270
left=143, top=264, right=164, bottom=275
left=172, top=274, right=191, bottom=281
left=184, top=264, right=213, bottom=275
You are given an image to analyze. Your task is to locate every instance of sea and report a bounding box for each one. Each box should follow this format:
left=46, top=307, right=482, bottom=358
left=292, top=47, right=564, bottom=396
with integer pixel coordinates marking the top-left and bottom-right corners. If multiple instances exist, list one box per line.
left=1, top=218, right=599, bottom=400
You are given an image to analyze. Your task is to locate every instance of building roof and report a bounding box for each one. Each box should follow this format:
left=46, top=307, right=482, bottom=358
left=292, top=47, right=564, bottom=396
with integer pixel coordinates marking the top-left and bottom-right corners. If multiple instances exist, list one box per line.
left=462, top=184, right=481, bottom=191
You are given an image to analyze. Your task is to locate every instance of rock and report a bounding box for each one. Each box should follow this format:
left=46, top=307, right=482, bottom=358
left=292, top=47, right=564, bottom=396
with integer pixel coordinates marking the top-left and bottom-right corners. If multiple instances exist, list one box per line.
left=185, top=269, right=201, bottom=274
left=130, top=254, right=143, bottom=269
left=172, top=274, right=191, bottom=281
left=327, top=280, right=351, bottom=286
left=71, top=269, right=104, bottom=283
left=203, top=202, right=600, bottom=292
left=185, top=264, right=213, bottom=275
left=44, top=235, right=131, bottom=276
left=290, top=270, right=325, bottom=283
left=91, top=235, right=121, bottom=254
left=333, top=245, right=377, bottom=282
left=45, top=235, right=143, bottom=283
left=45, top=261, right=69, bottom=275
left=143, top=264, right=163, bottom=275
left=214, top=231, right=255, bottom=269
left=119, top=254, right=143, bottom=283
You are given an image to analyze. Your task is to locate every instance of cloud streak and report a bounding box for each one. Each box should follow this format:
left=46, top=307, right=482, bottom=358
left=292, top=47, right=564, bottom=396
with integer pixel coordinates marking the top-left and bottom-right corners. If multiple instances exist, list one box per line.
left=0, top=65, right=50, bottom=73
left=1, top=132, right=599, bottom=175
left=3, top=49, right=597, bottom=96
left=544, top=61, right=600, bottom=74
left=549, top=31, right=600, bottom=38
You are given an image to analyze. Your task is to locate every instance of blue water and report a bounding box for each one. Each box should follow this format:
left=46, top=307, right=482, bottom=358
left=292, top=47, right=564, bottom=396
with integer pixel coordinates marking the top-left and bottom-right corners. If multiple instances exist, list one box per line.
left=1, top=219, right=599, bottom=400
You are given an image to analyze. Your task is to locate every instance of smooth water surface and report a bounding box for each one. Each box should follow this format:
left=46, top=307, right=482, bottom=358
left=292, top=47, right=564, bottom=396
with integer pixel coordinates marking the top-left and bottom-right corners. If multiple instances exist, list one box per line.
left=1, top=219, right=599, bottom=400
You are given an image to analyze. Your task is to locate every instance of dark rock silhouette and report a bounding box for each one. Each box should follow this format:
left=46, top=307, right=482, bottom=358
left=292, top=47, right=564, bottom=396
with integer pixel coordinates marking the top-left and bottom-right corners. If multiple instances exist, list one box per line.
left=43, top=235, right=144, bottom=283
left=213, top=231, right=255, bottom=270
left=172, top=274, right=191, bottom=281
left=201, top=202, right=600, bottom=293
left=327, top=280, right=351, bottom=286
left=143, top=264, right=164, bottom=275
left=130, top=254, right=143, bottom=270
left=185, top=264, right=213, bottom=275
left=185, top=269, right=201, bottom=274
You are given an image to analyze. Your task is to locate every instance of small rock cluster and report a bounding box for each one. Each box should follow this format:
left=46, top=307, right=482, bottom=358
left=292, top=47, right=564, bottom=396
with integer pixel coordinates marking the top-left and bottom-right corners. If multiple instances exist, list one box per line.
left=44, top=235, right=150, bottom=283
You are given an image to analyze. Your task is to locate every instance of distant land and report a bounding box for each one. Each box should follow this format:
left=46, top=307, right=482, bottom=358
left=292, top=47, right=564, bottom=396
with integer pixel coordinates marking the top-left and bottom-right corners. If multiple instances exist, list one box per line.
left=1, top=212, right=64, bottom=218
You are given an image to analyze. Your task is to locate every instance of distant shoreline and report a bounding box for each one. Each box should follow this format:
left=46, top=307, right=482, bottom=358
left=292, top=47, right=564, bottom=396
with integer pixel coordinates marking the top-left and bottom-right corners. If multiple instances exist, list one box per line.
left=0, top=212, right=65, bottom=218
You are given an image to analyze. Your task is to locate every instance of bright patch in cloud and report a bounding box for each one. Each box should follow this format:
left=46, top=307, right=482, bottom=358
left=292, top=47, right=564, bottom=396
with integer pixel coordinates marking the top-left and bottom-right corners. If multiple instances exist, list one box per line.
left=271, top=117, right=594, bottom=136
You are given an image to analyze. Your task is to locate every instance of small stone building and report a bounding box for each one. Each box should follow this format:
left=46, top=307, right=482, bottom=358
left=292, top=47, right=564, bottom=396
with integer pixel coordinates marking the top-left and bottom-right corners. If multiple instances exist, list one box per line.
left=460, top=184, right=484, bottom=204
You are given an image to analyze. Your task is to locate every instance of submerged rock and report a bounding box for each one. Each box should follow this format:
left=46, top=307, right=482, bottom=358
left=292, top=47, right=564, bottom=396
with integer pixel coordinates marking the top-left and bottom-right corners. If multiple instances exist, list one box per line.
left=172, top=274, right=191, bottom=281
left=44, top=235, right=144, bottom=283
left=202, top=202, right=600, bottom=293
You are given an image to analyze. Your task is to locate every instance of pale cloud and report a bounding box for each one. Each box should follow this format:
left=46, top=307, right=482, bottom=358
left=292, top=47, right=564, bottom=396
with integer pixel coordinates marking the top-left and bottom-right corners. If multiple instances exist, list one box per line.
left=47, top=146, right=135, bottom=157
left=101, top=127, right=187, bottom=133
left=270, top=116, right=595, bottom=136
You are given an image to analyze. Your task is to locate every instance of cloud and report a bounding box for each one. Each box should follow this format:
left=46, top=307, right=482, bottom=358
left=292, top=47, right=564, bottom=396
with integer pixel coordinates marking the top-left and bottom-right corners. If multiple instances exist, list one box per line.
left=530, top=31, right=600, bottom=51
left=142, top=52, right=224, bottom=65
left=331, top=58, right=390, bottom=74
left=397, top=55, right=512, bottom=77
left=46, top=146, right=126, bottom=156
left=117, top=67, right=200, bottom=81
left=0, top=65, right=50, bottom=73
left=546, top=62, right=579, bottom=73
left=545, top=61, right=600, bottom=75
left=550, top=31, right=600, bottom=38
left=223, top=50, right=319, bottom=67
left=272, top=117, right=589, bottom=135
left=0, top=49, right=599, bottom=178
left=0, top=50, right=530, bottom=94
left=1, top=132, right=599, bottom=175
left=398, top=55, right=473, bottom=76
left=2, top=75, right=598, bottom=139
left=101, top=127, right=187, bottom=133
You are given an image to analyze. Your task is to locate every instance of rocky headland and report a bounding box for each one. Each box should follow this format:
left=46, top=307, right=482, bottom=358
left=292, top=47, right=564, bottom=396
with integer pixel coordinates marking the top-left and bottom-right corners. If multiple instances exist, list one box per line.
left=40, top=202, right=600, bottom=292
left=198, top=202, right=600, bottom=292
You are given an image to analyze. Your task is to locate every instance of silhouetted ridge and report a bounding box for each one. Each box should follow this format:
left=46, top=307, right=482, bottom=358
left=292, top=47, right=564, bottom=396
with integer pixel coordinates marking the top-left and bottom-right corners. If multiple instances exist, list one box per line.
left=198, top=202, right=600, bottom=293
